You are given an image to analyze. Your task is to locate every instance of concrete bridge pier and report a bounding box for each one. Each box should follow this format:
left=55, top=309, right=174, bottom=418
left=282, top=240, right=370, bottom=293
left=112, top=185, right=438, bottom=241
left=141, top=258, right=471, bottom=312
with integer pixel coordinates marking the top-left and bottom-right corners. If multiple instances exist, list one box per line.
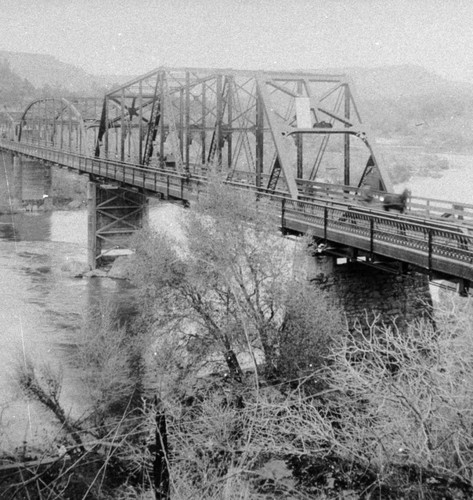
left=300, top=248, right=433, bottom=331
left=12, top=154, right=23, bottom=210
left=87, top=181, right=148, bottom=269
left=42, top=162, right=53, bottom=210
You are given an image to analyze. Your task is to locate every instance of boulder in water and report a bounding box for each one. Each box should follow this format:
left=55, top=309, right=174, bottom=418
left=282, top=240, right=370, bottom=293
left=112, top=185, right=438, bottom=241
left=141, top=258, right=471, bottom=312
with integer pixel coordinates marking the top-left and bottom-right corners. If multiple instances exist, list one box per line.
left=60, top=260, right=89, bottom=278
left=107, top=256, right=133, bottom=279
left=67, top=200, right=82, bottom=210
left=84, top=269, right=108, bottom=278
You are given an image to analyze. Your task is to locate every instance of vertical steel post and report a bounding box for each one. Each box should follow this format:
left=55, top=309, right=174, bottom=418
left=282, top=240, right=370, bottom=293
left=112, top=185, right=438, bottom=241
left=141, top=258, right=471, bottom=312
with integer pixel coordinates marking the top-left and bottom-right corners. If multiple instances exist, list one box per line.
left=78, top=101, right=83, bottom=154
left=120, top=88, right=125, bottom=161
left=201, top=82, right=206, bottom=166
left=185, top=71, right=190, bottom=173
left=344, top=83, right=350, bottom=186
left=255, top=87, right=264, bottom=188
left=179, top=88, right=184, bottom=159
left=281, top=198, right=286, bottom=231
left=324, top=206, right=328, bottom=240
left=216, top=74, right=223, bottom=169
left=68, top=104, right=72, bottom=151
left=104, top=96, right=109, bottom=158
left=296, top=80, right=303, bottom=179
left=138, top=80, right=143, bottom=163
left=370, top=218, right=374, bottom=257
left=128, top=115, right=131, bottom=160
left=428, top=230, right=433, bottom=275
left=87, top=181, right=97, bottom=270
left=43, top=99, right=47, bottom=145
left=159, top=72, right=165, bottom=167
left=52, top=100, right=55, bottom=146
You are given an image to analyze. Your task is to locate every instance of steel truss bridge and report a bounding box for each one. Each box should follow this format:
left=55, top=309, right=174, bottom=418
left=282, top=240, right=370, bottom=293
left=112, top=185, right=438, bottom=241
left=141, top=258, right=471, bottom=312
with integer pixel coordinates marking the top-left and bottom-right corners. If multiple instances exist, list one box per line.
left=0, top=67, right=472, bottom=292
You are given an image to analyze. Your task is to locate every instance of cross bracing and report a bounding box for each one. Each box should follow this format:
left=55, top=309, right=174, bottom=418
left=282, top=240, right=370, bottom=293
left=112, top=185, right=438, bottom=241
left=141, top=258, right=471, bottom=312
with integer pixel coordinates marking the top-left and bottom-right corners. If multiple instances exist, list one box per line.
left=94, top=67, right=393, bottom=199
left=0, top=67, right=393, bottom=200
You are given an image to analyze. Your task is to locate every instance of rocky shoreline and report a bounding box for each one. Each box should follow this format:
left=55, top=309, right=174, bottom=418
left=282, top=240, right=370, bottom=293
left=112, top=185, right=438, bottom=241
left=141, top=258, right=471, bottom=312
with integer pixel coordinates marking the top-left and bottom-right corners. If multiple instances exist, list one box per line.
left=0, top=197, right=86, bottom=214
left=61, top=254, right=133, bottom=281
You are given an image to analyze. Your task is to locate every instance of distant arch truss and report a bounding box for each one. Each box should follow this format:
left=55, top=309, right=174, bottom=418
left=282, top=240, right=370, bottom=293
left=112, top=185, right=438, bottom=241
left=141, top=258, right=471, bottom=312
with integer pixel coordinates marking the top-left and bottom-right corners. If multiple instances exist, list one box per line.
left=17, top=97, right=103, bottom=156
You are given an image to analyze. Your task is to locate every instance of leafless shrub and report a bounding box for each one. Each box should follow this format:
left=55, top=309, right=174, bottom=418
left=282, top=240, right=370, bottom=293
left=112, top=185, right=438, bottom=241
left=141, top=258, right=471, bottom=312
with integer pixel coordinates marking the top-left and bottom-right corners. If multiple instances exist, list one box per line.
left=321, top=299, right=473, bottom=493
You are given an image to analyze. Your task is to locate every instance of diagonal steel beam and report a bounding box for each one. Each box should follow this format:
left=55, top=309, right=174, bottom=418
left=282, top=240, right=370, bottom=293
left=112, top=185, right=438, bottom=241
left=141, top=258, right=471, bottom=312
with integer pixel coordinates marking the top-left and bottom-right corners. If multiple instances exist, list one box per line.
left=256, top=76, right=298, bottom=199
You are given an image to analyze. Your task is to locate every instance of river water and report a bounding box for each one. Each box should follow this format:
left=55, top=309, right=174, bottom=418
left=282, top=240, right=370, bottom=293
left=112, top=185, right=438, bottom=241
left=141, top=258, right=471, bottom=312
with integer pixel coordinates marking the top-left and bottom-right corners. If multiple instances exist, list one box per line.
left=0, top=150, right=470, bottom=454
left=0, top=153, right=185, bottom=453
left=395, top=152, right=473, bottom=204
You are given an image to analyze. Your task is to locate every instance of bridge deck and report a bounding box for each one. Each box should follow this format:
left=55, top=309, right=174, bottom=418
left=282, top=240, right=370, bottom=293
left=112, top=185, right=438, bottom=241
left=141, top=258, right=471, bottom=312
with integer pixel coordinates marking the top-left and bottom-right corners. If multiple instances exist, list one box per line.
left=1, top=139, right=472, bottom=284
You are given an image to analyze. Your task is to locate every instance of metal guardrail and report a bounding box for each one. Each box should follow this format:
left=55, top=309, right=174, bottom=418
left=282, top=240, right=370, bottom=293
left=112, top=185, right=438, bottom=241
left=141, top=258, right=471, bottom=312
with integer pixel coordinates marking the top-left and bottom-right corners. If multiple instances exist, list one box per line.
left=297, top=178, right=473, bottom=225
left=1, top=139, right=472, bottom=282
left=281, top=198, right=473, bottom=281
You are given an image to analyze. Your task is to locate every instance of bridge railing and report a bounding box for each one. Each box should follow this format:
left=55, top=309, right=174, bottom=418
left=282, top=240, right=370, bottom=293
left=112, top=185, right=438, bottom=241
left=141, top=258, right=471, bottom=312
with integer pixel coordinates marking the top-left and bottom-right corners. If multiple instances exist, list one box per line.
left=281, top=197, right=473, bottom=280
left=297, top=178, right=473, bottom=226
left=1, top=139, right=472, bottom=282
left=8, top=138, right=473, bottom=226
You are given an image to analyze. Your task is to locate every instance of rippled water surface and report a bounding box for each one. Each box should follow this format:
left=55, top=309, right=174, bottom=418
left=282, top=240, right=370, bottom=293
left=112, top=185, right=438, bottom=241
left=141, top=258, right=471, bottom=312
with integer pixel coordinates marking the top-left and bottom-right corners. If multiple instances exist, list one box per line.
left=0, top=153, right=185, bottom=452
left=0, top=210, right=138, bottom=451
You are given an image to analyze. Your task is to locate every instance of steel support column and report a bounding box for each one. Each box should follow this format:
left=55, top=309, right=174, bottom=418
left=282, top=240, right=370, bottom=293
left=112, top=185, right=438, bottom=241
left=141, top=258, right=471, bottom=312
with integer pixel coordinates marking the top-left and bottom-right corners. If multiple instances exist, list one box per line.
left=344, top=83, right=350, bottom=186
left=255, top=89, right=264, bottom=188
left=87, top=181, right=148, bottom=269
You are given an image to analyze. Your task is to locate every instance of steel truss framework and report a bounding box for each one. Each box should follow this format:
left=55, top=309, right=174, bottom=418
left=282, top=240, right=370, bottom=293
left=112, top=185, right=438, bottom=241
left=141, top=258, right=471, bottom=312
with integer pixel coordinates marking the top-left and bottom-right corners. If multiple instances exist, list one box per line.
left=94, top=67, right=394, bottom=198
left=0, top=67, right=394, bottom=199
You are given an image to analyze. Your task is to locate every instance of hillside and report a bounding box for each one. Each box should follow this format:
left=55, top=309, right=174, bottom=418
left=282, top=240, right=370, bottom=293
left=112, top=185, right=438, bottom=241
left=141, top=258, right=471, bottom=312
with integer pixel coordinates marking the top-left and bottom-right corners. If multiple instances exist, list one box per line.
left=0, top=50, right=93, bottom=92
left=344, top=64, right=472, bottom=99
left=312, top=65, right=473, bottom=151
left=0, top=50, right=133, bottom=94
left=0, top=59, right=36, bottom=107
left=1, top=52, right=472, bottom=152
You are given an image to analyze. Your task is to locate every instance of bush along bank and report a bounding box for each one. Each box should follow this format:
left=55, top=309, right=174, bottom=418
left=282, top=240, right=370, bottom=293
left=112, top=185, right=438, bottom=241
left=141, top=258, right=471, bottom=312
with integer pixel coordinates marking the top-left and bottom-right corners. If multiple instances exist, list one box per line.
left=5, top=301, right=473, bottom=500
left=4, top=182, right=473, bottom=499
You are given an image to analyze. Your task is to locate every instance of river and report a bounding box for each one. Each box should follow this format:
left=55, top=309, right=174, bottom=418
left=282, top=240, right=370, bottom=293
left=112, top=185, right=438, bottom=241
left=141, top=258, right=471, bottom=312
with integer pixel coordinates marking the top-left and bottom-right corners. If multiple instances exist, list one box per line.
left=0, top=153, right=184, bottom=454
left=395, top=152, right=473, bottom=204
left=0, top=150, right=470, bottom=454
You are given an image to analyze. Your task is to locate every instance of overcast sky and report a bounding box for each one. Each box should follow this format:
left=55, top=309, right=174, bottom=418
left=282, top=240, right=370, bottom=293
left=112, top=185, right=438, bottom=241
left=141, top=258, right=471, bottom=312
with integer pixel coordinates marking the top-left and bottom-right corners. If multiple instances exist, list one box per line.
left=1, top=0, right=473, bottom=82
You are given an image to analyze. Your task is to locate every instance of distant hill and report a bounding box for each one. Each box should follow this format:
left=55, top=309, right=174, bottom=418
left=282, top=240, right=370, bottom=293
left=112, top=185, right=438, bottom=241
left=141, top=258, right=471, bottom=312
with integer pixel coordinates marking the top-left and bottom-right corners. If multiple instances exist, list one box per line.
left=0, top=59, right=36, bottom=108
left=1, top=52, right=472, bottom=151
left=342, top=65, right=473, bottom=150
left=0, top=50, right=134, bottom=94
left=342, top=64, right=473, bottom=100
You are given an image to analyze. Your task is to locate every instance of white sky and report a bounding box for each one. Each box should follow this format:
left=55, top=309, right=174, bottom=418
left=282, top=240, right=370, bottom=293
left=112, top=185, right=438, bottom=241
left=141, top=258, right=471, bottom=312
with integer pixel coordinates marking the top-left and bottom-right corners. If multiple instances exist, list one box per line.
left=1, top=0, right=473, bottom=81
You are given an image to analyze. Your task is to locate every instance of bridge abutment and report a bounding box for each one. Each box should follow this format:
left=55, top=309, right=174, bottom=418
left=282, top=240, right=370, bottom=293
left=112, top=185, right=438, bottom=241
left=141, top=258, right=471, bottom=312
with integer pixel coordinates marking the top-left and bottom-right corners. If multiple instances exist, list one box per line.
left=87, top=181, right=148, bottom=269
left=301, top=251, right=432, bottom=330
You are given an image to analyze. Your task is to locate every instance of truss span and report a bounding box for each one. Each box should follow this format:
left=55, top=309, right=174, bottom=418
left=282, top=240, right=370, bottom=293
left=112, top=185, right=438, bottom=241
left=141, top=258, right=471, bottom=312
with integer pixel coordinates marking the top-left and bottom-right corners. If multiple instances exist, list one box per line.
left=94, top=67, right=394, bottom=199
left=0, top=67, right=394, bottom=200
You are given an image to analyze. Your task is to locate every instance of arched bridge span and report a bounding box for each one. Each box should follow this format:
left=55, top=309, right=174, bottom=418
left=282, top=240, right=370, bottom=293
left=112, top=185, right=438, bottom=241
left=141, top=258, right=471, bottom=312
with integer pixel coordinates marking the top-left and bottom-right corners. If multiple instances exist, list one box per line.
left=3, top=97, right=106, bottom=156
